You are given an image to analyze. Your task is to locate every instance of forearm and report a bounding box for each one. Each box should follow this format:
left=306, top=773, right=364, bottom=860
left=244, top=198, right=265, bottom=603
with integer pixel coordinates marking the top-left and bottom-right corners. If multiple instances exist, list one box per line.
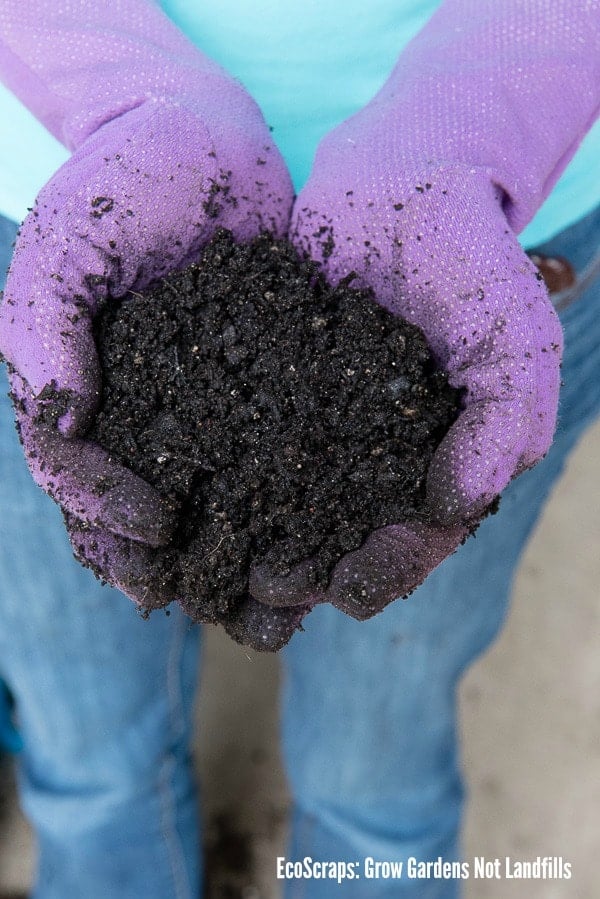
left=0, top=0, right=224, bottom=149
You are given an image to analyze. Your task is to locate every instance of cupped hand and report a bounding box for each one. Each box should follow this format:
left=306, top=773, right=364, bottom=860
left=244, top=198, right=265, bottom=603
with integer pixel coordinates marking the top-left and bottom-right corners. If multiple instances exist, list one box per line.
left=0, top=84, right=293, bottom=590
left=249, top=133, right=562, bottom=619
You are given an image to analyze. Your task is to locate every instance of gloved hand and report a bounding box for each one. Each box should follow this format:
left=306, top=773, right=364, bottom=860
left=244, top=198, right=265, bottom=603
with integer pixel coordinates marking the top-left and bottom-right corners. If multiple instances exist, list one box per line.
left=250, top=0, right=600, bottom=619
left=0, top=2, right=296, bottom=637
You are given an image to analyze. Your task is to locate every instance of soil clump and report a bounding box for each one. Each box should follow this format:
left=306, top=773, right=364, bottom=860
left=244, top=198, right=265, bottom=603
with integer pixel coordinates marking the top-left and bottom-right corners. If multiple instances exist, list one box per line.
left=89, top=230, right=462, bottom=648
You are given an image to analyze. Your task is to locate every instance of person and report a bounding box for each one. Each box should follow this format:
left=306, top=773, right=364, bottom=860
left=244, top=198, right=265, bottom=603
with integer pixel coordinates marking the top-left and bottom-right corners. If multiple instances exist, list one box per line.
left=0, top=1, right=599, bottom=896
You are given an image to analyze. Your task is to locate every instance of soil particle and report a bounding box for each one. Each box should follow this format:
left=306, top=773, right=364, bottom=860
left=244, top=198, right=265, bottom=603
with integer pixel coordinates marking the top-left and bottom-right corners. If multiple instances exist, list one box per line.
left=88, top=229, right=462, bottom=648
left=34, top=381, right=74, bottom=428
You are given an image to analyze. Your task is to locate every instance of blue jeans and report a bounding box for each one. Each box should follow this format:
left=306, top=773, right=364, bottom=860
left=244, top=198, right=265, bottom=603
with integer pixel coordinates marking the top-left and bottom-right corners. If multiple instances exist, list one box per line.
left=1, top=206, right=599, bottom=898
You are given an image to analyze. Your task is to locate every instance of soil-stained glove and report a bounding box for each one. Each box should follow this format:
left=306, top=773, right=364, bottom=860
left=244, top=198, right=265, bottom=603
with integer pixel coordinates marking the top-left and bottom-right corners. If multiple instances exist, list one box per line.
left=250, top=0, right=600, bottom=619
left=0, top=2, right=293, bottom=609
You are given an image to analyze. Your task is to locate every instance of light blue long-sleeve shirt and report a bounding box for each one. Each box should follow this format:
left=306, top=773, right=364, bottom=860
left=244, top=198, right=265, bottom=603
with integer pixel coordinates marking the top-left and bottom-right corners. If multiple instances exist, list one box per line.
left=0, top=0, right=599, bottom=247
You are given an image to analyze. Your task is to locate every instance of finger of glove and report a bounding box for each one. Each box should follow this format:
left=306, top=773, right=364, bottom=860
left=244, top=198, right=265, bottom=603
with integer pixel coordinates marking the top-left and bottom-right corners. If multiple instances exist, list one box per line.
left=67, top=516, right=173, bottom=610
left=248, top=558, right=324, bottom=608
left=216, top=594, right=313, bottom=652
left=249, top=520, right=467, bottom=616
left=14, top=391, right=176, bottom=546
left=426, top=397, right=548, bottom=525
left=327, top=520, right=469, bottom=618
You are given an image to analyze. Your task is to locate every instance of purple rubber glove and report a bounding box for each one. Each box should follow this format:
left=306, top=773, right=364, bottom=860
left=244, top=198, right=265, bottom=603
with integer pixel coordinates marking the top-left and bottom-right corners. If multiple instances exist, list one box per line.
left=0, top=2, right=294, bottom=628
left=250, top=0, right=600, bottom=619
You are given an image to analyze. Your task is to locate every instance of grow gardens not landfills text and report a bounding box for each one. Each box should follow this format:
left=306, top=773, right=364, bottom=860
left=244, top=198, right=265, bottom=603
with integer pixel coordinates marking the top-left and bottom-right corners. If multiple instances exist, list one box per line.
left=276, top=855, right=572, bottom=884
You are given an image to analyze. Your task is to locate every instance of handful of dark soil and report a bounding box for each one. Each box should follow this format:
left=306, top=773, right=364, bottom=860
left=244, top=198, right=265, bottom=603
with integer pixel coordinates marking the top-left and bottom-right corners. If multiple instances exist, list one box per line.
left=89, top=230, right=462, bottom=648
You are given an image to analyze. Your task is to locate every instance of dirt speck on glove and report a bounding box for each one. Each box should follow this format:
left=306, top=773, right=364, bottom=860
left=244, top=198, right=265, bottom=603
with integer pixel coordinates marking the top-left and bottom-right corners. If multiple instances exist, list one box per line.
left=88, top=230, right=462, bottom=649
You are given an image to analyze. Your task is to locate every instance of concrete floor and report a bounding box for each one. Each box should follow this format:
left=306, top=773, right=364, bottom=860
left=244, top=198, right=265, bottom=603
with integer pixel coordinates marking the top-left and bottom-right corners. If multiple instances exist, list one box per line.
left=1, top=419, right=599, bottom=897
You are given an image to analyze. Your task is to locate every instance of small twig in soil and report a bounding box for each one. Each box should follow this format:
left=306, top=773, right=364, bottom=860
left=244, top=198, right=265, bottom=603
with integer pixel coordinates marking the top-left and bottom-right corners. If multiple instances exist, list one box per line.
left=202, top=533, right=235, bottom=563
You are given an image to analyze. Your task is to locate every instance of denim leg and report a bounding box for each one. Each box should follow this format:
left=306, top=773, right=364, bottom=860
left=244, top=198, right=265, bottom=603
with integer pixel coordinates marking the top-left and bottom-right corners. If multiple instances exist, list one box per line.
left=281, top=207, right=600, bottom=899
left=0, top=214, right=203, bottom=899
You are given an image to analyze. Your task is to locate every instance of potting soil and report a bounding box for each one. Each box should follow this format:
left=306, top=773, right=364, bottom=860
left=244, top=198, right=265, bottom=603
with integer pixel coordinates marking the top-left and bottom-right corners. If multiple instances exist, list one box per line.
left=89, top=229, right=462, bottom=647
